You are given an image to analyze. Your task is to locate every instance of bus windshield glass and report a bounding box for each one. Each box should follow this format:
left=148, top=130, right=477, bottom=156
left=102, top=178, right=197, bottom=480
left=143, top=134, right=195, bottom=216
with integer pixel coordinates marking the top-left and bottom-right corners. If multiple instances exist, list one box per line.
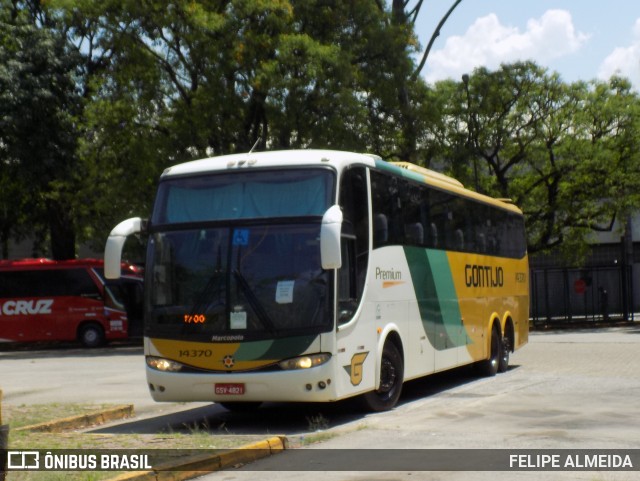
left=147, top=168, right=335, bottom=340
left=146, top=224, right=332, bottom=340
left=152, top=168, right=334, bottom=224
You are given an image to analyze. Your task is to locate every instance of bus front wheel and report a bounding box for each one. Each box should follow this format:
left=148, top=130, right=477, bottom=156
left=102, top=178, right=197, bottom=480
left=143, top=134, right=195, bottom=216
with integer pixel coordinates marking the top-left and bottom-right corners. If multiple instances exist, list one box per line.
left=361, top=341, right=404, bottom=412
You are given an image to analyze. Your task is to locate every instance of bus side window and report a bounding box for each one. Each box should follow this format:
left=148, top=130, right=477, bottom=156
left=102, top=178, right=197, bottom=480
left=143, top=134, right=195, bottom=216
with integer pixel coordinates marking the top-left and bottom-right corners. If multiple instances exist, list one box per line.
left=404, top=222, right=424, bottom=245
left=374, top=214, right=388, bottom=244
left=429, top=223, right=439, bottom=248
left=338, top=232, right=357, bottom=323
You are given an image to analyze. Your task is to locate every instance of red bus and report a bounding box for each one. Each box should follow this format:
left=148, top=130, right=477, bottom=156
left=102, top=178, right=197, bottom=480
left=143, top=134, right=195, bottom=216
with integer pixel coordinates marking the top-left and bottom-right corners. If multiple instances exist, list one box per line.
left=0, top=258, right=143, bottom=347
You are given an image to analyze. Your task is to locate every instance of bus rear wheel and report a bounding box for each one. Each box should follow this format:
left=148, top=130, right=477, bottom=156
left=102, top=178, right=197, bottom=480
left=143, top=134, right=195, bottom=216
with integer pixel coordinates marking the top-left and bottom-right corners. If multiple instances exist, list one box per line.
left=498, top=335, right=510, bottom=373
left=361, top=341, right=404, bottom=412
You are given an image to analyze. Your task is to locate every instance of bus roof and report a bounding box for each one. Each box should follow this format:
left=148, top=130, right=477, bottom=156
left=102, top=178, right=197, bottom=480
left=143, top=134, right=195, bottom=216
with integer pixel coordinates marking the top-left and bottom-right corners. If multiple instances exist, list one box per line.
left=374, top=158, right=523, bottom=215
left=0, top=258, right=102, bottom=267
left=160, top=149, right=522, bottom=215
left=161, top=150, right=381, bottom=178
left=0, top=258, right=143, bottom=275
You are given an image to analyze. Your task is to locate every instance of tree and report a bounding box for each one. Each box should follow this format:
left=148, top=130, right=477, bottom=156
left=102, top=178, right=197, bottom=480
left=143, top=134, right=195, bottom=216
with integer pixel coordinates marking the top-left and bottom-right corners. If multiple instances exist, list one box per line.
left=0, top=0, right=83, bottom=259
left=366, top=0, right=464, bottom=163
left=429, top=62, right=640, bottom=257
left=15, top=0, right=430, bottom=254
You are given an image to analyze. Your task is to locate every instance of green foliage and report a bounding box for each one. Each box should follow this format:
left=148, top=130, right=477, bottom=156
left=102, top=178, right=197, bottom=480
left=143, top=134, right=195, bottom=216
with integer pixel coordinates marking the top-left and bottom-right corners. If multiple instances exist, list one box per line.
left=429, top=62, right=640, bottom=256
left=0, top=0, right=83, bottom=259
left=1, top=1, right=640, bottom=260
left=46, top=0, right=423, bottom=254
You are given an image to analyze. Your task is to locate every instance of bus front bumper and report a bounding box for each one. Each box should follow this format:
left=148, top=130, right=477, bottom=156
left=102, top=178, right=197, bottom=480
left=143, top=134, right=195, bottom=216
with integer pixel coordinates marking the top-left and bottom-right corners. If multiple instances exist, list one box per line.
left=145, top=363, right=339, bottom=403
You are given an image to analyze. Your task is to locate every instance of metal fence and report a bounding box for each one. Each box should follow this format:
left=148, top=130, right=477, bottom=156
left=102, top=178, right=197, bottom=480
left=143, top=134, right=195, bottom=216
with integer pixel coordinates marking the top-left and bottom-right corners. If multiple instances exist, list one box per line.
left=530, top=265, right=636, bottom=324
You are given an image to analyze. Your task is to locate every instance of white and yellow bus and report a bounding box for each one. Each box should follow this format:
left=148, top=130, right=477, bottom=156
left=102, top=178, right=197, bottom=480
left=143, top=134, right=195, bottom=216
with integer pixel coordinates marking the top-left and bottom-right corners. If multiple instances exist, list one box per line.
left=105, top=150, right=529, bottom=411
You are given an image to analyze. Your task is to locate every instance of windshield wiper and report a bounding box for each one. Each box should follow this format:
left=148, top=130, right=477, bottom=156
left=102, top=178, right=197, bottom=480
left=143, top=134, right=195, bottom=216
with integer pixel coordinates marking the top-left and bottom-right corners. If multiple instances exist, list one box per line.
left=188, top=269, right=226, bottom=319
left=233, top=269, right=277, bottom=333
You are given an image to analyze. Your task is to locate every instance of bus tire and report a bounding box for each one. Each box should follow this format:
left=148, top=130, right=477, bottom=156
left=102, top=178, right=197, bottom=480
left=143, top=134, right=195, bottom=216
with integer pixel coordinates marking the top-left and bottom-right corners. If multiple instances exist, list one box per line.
left=498, top=335, right=510, bottom=373
left=79, top=323, right=105, bottom=348
left=219, top=402, right=262, bottom=412
left=361, top=341, right=404, bottom=412
left=478, top=323, right=501, bottom=377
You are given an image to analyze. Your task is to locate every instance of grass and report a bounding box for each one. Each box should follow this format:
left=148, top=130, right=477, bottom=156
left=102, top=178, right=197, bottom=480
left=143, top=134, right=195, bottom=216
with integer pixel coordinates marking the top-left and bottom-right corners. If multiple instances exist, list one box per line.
left=4, top=403, right=113, bottom=429
left=297, top=430, right=338, bottom=446
left=2, top=402, right=272, bottom=481
left=305, top=413, right=329, bottom=431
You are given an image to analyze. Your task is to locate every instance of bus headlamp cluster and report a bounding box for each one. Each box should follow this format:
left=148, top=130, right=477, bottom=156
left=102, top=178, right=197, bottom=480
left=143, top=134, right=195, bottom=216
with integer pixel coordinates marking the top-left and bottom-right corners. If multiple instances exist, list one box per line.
left=146, top=356, right=183, bottom=372
left=278, top=353, right=331, bottom=370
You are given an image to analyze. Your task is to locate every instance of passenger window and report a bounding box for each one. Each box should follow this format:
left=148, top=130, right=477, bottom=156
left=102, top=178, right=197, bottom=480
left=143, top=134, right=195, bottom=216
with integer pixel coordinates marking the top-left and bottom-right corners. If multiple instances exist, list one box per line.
left=0, top=269, right=101, bottom=298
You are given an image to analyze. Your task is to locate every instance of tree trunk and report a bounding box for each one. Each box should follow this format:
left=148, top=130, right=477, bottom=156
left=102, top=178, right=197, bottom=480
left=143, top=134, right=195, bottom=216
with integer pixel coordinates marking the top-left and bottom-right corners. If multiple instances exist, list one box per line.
left=47, top=200, right=76, bottom=260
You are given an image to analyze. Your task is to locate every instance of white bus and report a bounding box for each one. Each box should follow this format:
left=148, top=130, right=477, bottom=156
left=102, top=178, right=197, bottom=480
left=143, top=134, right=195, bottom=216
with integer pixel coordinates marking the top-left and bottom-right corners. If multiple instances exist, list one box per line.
left=105, top=150, right=529, bottom=411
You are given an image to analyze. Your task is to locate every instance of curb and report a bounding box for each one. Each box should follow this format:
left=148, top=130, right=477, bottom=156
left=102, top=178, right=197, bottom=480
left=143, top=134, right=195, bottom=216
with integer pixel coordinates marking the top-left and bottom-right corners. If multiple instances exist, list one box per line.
left=105, top=435, right=288, bottom=481
left=14, top=404, right=134, bottom=433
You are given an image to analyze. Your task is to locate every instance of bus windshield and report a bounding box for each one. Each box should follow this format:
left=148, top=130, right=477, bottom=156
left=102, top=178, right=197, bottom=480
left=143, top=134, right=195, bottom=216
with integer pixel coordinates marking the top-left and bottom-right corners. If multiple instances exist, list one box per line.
left=147, top=168, right=335, bottom=341
left=152, top=168, right=334, bottom=224
left=146, top=224, right=332, bottom=341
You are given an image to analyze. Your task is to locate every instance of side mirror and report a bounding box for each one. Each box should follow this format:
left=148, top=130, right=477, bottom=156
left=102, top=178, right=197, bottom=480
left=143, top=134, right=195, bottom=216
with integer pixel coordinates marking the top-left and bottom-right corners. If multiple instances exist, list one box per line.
left=104, top=217, right=145, bottom=279
left=320, top=205, right=343, bottom=270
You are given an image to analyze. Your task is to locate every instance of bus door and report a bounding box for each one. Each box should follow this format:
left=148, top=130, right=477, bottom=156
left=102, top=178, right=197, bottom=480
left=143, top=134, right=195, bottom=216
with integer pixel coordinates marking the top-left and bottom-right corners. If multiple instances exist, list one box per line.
left=53, top=268, right=105, bottom=340
left=335, top=166, right=371, bottom=391
left=105, top=278, right=144, bottom=337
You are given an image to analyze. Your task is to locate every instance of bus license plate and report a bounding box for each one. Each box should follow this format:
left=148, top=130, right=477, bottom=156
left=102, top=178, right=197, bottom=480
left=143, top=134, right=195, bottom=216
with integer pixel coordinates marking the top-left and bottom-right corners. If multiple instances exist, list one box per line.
left=215, top=383, right=245, bottom=395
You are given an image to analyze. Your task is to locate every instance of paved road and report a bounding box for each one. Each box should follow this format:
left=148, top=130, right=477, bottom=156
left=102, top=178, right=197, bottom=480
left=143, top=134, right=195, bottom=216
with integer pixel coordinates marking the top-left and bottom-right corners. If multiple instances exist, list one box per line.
left=201, top=326, right=640, bottom=481
left=2, top=345, right=148, bottom=408
left=2, top=327, right=639, bottom=481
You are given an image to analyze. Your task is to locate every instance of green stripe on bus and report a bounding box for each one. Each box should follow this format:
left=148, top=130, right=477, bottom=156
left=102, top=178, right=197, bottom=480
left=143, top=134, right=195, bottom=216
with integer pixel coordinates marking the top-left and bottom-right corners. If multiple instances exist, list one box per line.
left=374, top=159, right=425, bottom=184
left=404, top=247, right=449, bottom=350
left=235, top=334, right=317, bottom=361
left=404, top=247, right=471, bottom=350
left=426, top=250, right=471, bottom=348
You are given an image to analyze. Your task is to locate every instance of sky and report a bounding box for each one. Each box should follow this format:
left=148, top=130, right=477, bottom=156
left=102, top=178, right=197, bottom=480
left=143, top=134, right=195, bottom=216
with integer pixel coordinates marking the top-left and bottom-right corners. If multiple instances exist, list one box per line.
left=414, top=0, right=640, bottom=88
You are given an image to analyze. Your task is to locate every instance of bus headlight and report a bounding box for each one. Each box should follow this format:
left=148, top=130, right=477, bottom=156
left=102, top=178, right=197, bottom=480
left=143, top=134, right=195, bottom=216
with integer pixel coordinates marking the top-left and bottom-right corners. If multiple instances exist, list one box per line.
left=146, top=356, right=183, bottom=372
left=278, top=353, right=331, bottom=370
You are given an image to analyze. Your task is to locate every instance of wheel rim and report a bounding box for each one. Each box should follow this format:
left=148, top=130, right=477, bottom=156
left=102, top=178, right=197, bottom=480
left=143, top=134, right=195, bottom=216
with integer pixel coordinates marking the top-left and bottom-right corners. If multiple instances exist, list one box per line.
left=84, top=329, right=98, bottom=343
left=500, top=336, right=510, bottom=368
left=490, top=330, right=500, bottom=368
left=379, top=356, right=397, bottom=394
left=362, top=342, right=404, bottom=411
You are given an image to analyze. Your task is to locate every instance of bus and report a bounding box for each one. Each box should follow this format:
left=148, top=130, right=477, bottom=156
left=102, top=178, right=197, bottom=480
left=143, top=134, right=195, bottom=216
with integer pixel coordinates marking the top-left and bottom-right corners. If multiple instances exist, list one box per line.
left=105, top=150, right=528, bottom=411
left=0, top=258, right=143, bottom=347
